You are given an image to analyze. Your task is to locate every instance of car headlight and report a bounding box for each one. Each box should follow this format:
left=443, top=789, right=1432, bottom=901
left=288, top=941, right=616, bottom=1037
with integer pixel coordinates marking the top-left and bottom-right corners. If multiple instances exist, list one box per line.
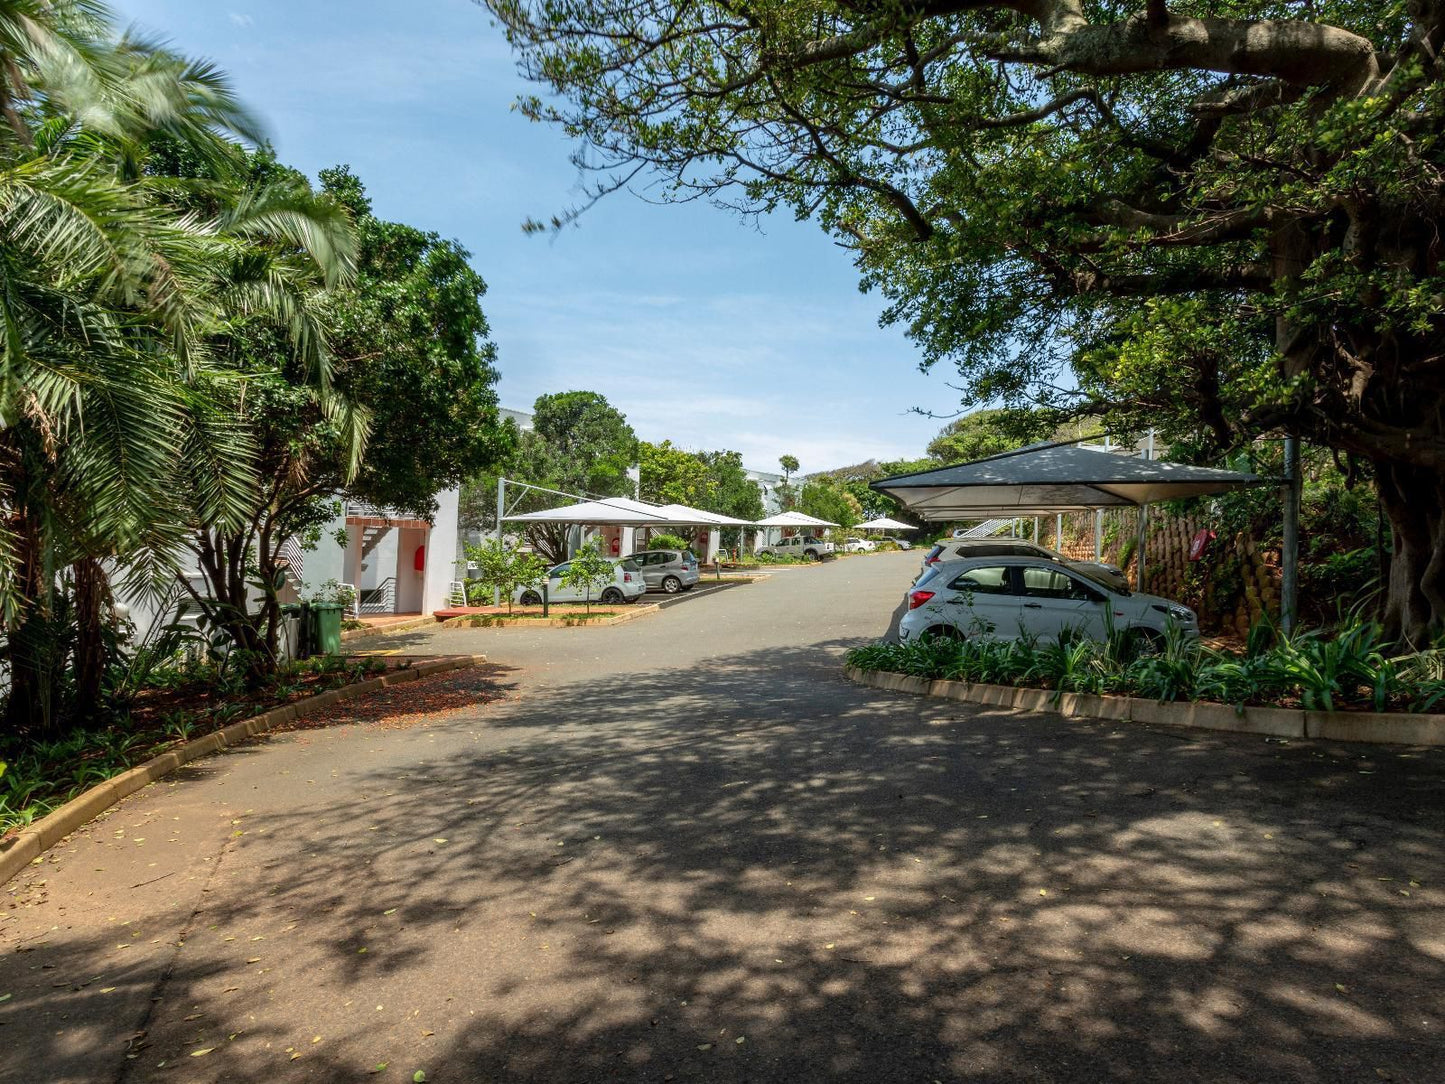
left=1152, top=603, right=1196, bottom=623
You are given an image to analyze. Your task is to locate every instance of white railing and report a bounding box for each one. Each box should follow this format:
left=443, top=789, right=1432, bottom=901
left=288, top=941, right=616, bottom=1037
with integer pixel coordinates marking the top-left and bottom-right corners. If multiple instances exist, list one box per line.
left=358, top=577, right=397, bottom=614
left=277, top=536, right=305, bottom=590
left=959, top=518, right=1013, bottom=538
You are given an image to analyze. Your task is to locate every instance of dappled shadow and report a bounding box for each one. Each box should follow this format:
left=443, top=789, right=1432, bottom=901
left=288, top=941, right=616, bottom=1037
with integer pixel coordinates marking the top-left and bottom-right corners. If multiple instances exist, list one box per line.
left=4, top=638, right=1445, bottom=1082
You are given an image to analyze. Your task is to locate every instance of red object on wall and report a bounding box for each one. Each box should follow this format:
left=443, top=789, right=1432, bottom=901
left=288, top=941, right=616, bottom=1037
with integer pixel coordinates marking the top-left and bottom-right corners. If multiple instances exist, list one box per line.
left=610, top=536, right=620, bottom=555
left=414, top=545, right=426, bottom=572
left=1188, top=529, right=1216, bottom=562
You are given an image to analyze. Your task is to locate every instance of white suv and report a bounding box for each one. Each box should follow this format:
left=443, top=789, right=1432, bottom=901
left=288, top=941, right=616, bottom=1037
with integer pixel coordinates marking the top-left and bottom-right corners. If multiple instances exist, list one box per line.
left=899, top=556, right=1197, bottom=648
left=759, top=535, right=835, bottom=560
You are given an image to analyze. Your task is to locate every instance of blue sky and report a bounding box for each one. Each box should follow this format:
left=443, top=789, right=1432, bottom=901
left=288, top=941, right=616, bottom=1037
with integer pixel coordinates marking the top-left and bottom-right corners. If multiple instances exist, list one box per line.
left=118, top=0, right=957, bottom=475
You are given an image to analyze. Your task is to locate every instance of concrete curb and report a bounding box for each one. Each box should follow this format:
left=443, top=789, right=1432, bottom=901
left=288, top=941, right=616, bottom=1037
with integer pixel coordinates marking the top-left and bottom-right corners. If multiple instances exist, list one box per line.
left=844, top=666, right=1445, bottom=746
left=438, top=605, right=660, bottom=629
left=340, top=615, right=438, bottom=642
left=0, top=654, right=487, bottom=889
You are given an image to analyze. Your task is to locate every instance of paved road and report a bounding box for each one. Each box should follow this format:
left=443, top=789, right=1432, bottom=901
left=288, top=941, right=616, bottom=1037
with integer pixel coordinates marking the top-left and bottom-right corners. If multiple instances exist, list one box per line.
left=3, top=551, right=1445, bottom=1083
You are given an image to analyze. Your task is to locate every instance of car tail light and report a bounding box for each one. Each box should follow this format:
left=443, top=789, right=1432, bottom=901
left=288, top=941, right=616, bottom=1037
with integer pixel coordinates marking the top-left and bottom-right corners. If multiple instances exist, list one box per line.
left=908, top=590, right=935, bottom=610
left=623, top=573, right=633, bottom=582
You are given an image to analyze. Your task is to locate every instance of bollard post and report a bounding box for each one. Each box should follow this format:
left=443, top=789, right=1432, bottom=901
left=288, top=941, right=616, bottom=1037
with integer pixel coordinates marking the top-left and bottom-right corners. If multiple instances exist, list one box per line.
left=542, top=582, right=549, bottom=618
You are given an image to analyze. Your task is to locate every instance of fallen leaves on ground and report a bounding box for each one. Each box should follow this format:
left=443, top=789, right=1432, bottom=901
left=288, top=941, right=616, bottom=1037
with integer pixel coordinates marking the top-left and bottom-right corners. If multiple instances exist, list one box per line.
left=271, top=666, right=512, bottom=733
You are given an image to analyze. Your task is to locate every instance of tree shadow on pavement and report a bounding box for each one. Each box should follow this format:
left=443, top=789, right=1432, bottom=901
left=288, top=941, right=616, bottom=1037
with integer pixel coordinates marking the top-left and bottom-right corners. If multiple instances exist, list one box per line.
left=5, top=640, right=1445, bottom=1083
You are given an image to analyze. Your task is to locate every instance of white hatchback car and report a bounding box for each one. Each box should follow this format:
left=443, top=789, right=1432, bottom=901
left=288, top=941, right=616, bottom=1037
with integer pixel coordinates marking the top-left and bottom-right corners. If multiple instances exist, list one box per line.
left=841, top=537, right=877, bottom=553
left=514, top=558, right=646, bottom=606
left=898, top=556, right=1197, bottom=648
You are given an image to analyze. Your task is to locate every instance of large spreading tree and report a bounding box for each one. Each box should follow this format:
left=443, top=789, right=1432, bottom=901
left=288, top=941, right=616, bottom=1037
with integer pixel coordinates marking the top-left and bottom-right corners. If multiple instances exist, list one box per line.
left=486, top=0, right=1445, bottom=643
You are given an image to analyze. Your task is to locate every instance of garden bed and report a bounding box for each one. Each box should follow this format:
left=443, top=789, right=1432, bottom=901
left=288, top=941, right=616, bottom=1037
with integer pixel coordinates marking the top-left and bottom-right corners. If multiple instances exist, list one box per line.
left=1, top=655, right=414, bottom=839
left=436, top=605, right=655, bottom=628
left=844, top=625, right=1445, bottom=745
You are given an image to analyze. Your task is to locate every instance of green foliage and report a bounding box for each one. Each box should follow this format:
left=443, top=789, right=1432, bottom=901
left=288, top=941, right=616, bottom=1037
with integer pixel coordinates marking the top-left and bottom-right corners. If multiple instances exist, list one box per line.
left=643, top=533, right=692, bottom=553
left=464, top=539, right=548, bottom=613
left=926, top=410, right=1048, bottom=464
left=847, top=619, right=1444, bottom=713
left=639, top=440, right=712, bottom=506
left=798, top=480, right=861, bottom=529
left=318, top=166, right=514, bottom=518
left=559, top=542, right=616, bottom=614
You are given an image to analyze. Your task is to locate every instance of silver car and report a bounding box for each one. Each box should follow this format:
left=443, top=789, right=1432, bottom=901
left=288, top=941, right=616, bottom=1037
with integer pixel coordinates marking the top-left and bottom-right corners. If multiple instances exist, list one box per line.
left=630, top=549, right=700, bottom=593
left=900, top=556, right=1197, bottom=648
left=920, top=539, right=1128, bottom=593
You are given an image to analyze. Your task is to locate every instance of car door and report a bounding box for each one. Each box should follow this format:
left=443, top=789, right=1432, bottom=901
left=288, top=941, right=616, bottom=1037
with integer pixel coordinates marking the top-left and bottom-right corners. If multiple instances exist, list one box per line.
left=937, top=565, right=1022, bottom=639
left=1017, top=564, right=1109, bottom=642
left=547, top=561, right=576, bottom=602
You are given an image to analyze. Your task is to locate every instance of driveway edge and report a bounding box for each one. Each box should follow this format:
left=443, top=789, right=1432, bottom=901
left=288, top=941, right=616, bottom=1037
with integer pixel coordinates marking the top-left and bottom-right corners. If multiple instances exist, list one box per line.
left=843, top=666, right=1445, bottom=746
left=0, top=654, right=487, bottom=888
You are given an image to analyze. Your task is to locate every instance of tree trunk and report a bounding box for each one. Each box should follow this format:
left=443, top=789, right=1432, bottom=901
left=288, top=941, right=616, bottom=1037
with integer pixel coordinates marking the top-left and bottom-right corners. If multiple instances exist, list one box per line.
left=1375, top=459, right=1445, bottom=648
left=4, top=513, right=62, bottom=735
left=192, top=528, right=280, bottom=686
left=70, top=556, right=111, bottom=723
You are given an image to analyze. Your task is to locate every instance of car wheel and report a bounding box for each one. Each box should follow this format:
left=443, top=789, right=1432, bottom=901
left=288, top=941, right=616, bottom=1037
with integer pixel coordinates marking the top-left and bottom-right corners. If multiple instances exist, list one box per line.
left=661, top=575, right=682, bottom=593
left=1126, top=628, right=1165, bottom=658
left=922, top=625, right=963, bottom=642
left=519, top=590, right=541, bottom=606
left=806, top=549, right=819, bottom=561
left=600, top=587, right=624, bottom=604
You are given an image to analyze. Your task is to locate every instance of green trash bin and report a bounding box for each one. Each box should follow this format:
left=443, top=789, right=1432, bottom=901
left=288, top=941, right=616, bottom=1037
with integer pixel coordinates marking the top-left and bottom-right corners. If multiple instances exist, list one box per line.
left=308, top=602, right=344, bottom=656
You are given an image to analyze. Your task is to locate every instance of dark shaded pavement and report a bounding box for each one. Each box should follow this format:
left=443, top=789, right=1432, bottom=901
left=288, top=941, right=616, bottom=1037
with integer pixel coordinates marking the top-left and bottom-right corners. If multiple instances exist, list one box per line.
left=3, top=552, right=1445, bottom=1082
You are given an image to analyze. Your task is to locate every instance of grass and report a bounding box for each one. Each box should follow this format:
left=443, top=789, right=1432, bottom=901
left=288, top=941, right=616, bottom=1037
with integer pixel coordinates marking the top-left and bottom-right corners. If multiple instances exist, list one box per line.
left=846, top=619, right=1445, bottom=715
left=0, top=654, right=391, bottom=837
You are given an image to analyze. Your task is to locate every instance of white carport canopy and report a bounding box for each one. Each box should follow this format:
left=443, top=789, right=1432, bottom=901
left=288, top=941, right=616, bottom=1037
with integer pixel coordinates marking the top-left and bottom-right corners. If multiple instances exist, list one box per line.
left=854, top=516, right=918, bottom=531
left=754, top=510, right=839, bottom=528
left=871, top=442, right=1264, bottom=520
left=653, top=503, right=754, bottom=527
left=503, top=498, right=674, bottom=526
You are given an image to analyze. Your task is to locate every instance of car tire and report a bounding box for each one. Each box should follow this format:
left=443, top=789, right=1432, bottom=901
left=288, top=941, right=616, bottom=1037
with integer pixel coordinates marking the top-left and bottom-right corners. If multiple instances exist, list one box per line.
left=519, top=590, right=541, bottom=606
left=1126, top=628, right=1165, bottom=658
left=805, top=549, right=819, bottom=561
left=600, top=587, right=624, bottom=604
left=661, top=575, right=682, bottom=594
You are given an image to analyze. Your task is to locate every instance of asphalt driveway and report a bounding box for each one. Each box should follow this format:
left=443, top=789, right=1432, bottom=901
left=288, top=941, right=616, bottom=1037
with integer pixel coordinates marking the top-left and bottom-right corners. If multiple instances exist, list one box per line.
left=3, top=551, right=1444, bottom=1082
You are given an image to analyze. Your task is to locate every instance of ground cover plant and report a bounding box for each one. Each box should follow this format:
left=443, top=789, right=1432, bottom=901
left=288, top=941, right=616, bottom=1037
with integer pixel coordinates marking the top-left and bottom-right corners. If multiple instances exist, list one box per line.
left=0, top=653, right=390, bottom=838
left=846, top=622, right=1445, bottom=716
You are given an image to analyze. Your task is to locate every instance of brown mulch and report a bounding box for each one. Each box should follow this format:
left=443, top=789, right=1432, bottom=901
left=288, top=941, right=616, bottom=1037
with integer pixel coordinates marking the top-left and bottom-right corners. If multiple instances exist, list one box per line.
left=269, top=663, right=518, bottom=733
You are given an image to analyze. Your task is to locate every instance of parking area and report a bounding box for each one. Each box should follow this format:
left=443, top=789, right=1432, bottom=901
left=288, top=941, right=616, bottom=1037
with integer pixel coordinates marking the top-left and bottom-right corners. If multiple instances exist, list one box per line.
left=5, top=550, right=1443, bottom=1083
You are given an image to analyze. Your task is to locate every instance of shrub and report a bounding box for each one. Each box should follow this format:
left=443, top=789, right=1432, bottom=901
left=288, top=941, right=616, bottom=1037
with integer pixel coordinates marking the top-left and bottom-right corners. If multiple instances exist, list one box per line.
left=844, top=619, right=1444, bottom=714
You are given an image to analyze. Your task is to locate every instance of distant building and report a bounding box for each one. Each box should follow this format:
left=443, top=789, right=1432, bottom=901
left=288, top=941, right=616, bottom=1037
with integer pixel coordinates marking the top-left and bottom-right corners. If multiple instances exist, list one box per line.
left=744, top=466, right=787, bottom=515
left=499, top=406, right=535, bottom=432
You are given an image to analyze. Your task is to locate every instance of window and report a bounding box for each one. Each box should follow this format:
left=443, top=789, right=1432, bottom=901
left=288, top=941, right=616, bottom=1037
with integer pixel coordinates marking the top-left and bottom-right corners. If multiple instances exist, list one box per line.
left=1021, top=566, right=1101, bottom=602
left=550, top=563, right=569, bottom=578
left=947, top=566, right=1013, bottom=594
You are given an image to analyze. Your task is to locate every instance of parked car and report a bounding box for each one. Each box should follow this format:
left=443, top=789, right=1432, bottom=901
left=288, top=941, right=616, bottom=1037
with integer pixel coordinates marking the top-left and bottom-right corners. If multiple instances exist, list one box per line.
left=841, top=537, right=877, bottom=553
left=899, top=556, right=1197, bottom=648
left=514, top=558, right=646, bottom=605
left=630, top=548, right=700, bottom=593
left=881, top=536, right=913, bottom=551
left=759, top=535, right=835, bottom=560
left=919, top=539, right=1129, bottom=593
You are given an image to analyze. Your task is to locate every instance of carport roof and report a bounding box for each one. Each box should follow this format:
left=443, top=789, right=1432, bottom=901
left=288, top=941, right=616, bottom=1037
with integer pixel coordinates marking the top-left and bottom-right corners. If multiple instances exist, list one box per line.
left=872, top=442, right=1266, bottom=520
left=754, top=510, right=840, bottom=528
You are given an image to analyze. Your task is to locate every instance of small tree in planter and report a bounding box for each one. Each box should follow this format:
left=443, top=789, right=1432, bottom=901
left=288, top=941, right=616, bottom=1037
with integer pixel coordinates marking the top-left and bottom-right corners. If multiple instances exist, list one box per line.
left=465, top=540, right=549, bottom=614
left=560, top=541, right=616, bottom=615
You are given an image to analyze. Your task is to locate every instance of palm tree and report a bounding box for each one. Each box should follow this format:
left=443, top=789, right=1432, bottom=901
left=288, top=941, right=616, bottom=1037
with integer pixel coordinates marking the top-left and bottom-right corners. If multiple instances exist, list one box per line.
left=0, top=1, right=335, bottom=729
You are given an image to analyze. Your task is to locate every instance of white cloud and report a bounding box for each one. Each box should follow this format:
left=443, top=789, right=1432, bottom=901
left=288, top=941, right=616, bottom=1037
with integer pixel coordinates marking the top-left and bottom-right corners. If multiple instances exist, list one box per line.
left=228, top=12, right=253, bottom=28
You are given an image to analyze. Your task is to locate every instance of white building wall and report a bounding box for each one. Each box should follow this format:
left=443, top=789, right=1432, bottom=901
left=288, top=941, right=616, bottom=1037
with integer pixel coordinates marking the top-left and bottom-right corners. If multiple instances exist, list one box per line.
left=422, top=487, right=460, bottom=613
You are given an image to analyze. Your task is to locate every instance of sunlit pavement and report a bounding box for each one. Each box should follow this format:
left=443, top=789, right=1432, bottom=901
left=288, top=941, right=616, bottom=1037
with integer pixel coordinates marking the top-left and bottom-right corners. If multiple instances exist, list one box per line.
left=3, top=551, right=1444, bottom=1083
